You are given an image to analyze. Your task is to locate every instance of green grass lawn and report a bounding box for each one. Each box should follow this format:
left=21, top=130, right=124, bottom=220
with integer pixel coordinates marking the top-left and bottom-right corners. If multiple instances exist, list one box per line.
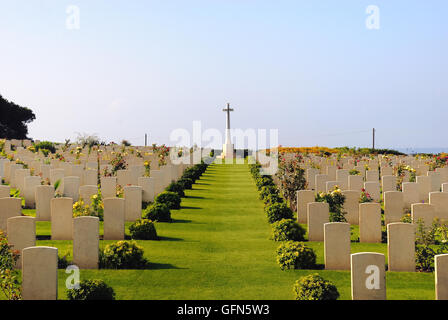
left=6, top=163, right=436, bottom=300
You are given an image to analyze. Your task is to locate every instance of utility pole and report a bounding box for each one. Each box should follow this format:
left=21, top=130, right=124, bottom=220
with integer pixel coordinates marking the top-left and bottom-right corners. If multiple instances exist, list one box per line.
left=145, top=133, right=148, bottom=147
left=372, top=128, right=375, bottom=151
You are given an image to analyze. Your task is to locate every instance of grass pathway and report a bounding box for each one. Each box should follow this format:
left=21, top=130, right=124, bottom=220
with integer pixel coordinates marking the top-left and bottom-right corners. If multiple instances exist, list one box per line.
left=31, top=163, right=435, bottom=299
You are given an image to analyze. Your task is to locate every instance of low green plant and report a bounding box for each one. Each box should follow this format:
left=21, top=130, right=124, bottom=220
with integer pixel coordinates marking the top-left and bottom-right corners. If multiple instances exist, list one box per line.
left=414, top=218, right=448, bottom=272
left=263, top=193, right=284, bottom=206
left=99, top=241, right=149, bottom=269
left=165, top=182, right=185, bottom=197
left=276, top=241, right=316, bottom=270
left=155, top=191, right=181, bottom=209
left=58, top=252, right=72, bottom=269
left=293, top=274, right=339, bottom=300
left=143, top=203, right=171, bottom=222
left=265, top=202, right=294, bottom=224
left=259, top=185, right=279, bottom=200
left=66, top=279, right=115, bottom=300
left=34, top=141, right=56, bottom=154
left=255, top=175, right=275, bottom=190
left=271, top=219, right=306, bottom=241
left=315, top=187, right=346, bottom=222
left=129, top=219, right=158, bottom=240
left=178, top=177, right=193, bottom=190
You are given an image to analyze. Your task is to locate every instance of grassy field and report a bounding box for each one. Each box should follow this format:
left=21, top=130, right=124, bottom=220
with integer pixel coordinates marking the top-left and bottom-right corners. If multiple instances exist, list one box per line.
left=7, top=163, right=436, bottom=299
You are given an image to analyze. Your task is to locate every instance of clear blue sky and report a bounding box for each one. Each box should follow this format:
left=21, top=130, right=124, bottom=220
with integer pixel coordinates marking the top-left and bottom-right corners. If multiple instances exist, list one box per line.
left=0, top=0, right=447, bottom=149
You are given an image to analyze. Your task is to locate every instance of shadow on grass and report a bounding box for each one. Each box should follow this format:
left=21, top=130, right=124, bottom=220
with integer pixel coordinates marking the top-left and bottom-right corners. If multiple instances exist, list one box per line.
left=185, top=195, right=206, bottom=199
left=36, top=235, right=52, bottom=240
left=171, top=219, right=193, bottom=223
left=157, top=236, right=184, bottom=242
left=181, top=206, right=202, bottom=210
left=195, top=182, right=210, bottom=186
left=148, top=262, right=187, bottom=270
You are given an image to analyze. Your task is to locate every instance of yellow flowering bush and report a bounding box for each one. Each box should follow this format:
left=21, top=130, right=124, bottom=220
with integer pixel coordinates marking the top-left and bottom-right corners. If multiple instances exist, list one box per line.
left=99, top=241, right=149, bottom=269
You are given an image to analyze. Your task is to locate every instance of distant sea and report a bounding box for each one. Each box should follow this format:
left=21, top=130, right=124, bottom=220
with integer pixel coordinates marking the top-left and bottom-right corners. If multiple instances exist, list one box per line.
left=394, top=148, right=448, bottom=155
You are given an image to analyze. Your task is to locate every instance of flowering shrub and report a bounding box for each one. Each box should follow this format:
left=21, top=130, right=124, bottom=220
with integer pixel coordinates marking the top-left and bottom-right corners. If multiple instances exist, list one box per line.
left=315, top=187, right=347, bottom=222
left=271, top=219, right=306, bottom=241
left=349, top=169, right=360, bottom=175
left=359, top=188, right=373, bottom=203
left=144, top=161, right=151, bottom=177
left=268, top=147, right=339, bottom=155
left=396, top=164, right=417, bottom=187
left=110, top=153, right=127, bottom=174
left=116, top=184, right=124, bottom=198
left=129, top=219, right=158, bottom=240
left=152, top=144, right=170, bottom=166
left=293, top=274, right=339, bottom=300
left=100, top=241, right=149, bottom=269
left=73, top=191, right=104, bottom=220
left=73, top=198, right=91, bottom=218
left=276, top=241, right=316, bottom=270
left=0, top=231, right=21, bottom=300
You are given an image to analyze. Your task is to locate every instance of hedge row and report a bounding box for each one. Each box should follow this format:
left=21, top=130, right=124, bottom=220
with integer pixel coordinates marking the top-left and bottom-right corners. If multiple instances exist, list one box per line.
left=249, top=163, right=339, bottom=300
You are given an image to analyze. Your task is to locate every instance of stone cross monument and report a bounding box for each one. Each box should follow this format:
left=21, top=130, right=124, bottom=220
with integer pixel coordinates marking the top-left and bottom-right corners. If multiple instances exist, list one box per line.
left=222, top=103, right=234, bottom=159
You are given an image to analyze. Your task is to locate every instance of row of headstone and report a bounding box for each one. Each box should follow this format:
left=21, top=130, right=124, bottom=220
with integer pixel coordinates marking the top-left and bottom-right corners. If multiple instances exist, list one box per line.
left=324, top=222, right=414, bottom=272
left=298, top=188, right=448, bottom=227
left=350, top=251, right=448, bottom=300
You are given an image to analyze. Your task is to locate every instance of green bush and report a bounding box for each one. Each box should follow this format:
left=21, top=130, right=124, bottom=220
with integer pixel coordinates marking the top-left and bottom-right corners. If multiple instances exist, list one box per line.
left=277, top=241, right=316, bottom=270
left=263, top=193, right=284, bottom=206
left=271, top=219, right=305, bottom=241
left=255, top=175, right=275, bottom=190
left=415, top=244, right=436, bottom=272
left=129, top=219, right=158, bottom=240
left=165, top=181, right=185, bottom=197
left=178, top=177, right=194, bottom=190
left=99, top=241, right=149, bottom=269
left=249, top=163, right=262, bottom=179
left=58, top=252, right=72, bottom=269
left=67, top=279, right=115, bottom=300
left=155, top=191, right=181, bottom=209
left=34, top=141, right=56, bottom=154
left=265, top=202, right=294, bottom=224
left=182, top=167, right=202, bottom=182
left=259, top=185, right=279, bottom=200
left=293, top=274, right=339, bottom=300
left=143, top=203, right=171, bottom=222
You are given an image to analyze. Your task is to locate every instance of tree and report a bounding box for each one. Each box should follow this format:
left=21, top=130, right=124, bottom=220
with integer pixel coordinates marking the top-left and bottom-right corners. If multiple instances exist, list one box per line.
left=0, top=94, right=36, bottom=139
left=275, top=155, right=307, bottom=212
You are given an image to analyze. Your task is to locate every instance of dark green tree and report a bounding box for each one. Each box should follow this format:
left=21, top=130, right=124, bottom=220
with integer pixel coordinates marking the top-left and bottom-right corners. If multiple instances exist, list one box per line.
left=0, top=94, right=36, bottom=139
